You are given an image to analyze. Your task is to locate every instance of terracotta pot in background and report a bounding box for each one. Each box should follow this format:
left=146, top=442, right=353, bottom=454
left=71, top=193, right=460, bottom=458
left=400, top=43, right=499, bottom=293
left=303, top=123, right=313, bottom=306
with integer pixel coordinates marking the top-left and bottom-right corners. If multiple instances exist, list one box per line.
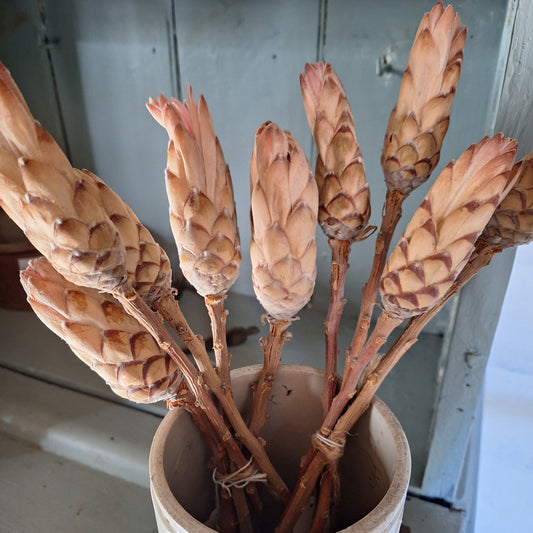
left=149, top=365, right=411, bottom=533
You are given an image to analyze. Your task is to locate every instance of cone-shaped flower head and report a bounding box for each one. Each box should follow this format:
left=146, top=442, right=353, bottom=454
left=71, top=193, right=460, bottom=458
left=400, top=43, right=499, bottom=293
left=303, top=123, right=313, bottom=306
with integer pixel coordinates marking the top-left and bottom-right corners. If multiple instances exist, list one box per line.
left=250, top=122, right=318, bottom=320
left=0, top=63, right=126, bottom=291
left=300, top=62, right=370, bottom=240
left=84, top=170, right=172, bottom=304
left=21, top=257, right=182, bottom=403
left=481, top=151, right=533, bottom=249
left=380, top=134, right=518, bottom=318
left=147, top=88, right=241, bottom=297
left=382, top=2, right=467, bottom=194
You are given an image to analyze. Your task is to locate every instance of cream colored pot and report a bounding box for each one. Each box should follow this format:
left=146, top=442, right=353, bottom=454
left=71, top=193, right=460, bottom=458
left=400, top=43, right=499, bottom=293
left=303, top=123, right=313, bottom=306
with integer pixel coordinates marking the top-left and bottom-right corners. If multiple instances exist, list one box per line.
left=150, top=365, right=410, bottom=532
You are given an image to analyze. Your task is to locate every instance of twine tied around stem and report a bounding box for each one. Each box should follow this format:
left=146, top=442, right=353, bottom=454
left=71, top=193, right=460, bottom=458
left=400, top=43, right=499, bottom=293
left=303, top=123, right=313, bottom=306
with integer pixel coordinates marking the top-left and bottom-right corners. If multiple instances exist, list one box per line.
left=212, top=457, right=268, bottom=496
left=311, top=431, right=346, bottom=462
left=312, top=431, right=347, bottom=499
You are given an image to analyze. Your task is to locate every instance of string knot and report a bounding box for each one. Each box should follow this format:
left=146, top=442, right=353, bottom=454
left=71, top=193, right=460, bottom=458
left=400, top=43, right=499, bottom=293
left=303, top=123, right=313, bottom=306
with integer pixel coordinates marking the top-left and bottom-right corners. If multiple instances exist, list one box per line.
left=311, top=431, right=346, bottom=463
left=312, top=431, right=346, bottom=500
left=212, top=457, right=267, bottom=496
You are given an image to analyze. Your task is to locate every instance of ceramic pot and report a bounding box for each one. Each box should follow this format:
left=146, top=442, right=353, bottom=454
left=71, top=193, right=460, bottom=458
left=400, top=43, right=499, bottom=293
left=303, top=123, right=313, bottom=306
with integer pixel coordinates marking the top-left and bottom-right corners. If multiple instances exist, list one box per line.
left=149, top=365, right=410, bottom=532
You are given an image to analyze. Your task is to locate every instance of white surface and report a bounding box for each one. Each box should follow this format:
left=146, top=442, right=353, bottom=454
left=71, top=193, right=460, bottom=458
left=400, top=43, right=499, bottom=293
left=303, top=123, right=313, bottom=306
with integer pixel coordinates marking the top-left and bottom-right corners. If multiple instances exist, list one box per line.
left=0, top=432, right=157, bottom=533
left=0, top=367, right=160, bottom=487
left=475, top=243, right=533, bottom=533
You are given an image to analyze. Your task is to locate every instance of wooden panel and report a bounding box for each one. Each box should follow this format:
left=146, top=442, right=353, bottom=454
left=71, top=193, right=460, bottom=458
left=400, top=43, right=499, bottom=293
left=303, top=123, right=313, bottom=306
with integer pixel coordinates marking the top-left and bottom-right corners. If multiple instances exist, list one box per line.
left=497, top=0, right=533, bottom=159
left=421, top=0, right=533, bottom=501
left=173, top=0, right=319, bottom=295
left=0, top=0, right=65, bottom=149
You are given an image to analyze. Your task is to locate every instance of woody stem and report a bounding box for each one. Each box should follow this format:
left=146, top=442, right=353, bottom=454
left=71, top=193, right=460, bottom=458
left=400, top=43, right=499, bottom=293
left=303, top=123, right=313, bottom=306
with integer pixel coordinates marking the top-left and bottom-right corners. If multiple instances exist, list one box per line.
left=248, top=318, right=292, bottom=437
left=322, top=238, right=351, bottom=418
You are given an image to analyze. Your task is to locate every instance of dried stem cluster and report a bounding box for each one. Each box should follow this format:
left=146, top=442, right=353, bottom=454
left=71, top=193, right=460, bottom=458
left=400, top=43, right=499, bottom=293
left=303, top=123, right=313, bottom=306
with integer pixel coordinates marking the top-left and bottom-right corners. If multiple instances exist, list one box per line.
left=1, top=2, right=532, bottom=532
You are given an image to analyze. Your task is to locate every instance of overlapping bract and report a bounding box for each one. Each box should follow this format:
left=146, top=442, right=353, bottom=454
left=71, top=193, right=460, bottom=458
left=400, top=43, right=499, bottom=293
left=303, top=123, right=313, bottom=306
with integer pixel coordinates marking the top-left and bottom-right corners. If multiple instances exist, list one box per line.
left=381, top=2, right=466, bottom=194
left=250, top=122, right=318, bottom=320
left=0, top=63, right=126, bottom=291
left=380, top=135, right=518, bottom=318
left=21, top=257, right=182, bottom=403
left=147, top=88, right=241, bottom=297
left=482, top=151, right=533, bottom=248
left=87, top=170, right=172, bottom=304
left=300, top=62, right=370, bottom=240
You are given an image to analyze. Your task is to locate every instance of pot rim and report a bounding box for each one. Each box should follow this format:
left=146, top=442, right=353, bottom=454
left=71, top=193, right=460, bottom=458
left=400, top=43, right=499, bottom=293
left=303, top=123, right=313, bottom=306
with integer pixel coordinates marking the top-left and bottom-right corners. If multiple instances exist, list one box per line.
left=149, top=364, right=411, bottom=532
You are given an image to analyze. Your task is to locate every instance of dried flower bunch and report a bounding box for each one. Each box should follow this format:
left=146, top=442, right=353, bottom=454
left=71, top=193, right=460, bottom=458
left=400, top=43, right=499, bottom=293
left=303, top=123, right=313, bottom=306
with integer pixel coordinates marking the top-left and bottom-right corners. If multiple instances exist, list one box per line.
left=1, top=2, right=531, bottom=532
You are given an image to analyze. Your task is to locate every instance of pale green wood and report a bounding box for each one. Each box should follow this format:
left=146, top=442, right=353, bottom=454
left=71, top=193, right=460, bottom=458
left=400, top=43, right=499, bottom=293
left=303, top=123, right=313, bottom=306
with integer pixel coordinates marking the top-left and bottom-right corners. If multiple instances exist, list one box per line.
left=0, top=0, right=65, bottom=150
left=495, top=0, right=533, bottom=159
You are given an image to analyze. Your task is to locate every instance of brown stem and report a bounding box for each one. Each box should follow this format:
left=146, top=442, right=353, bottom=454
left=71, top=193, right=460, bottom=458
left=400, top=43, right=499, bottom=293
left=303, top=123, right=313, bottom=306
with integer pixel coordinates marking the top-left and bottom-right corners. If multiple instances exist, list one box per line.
left=322, top=238, right=351, bottom=418
left=278, top=191, right=404, bottom=531
left=231, top=487, right=254, bottom=533
left=205, top=294, right=232, bottom=392
left=189, top=411, right=252, bottom=533
left=158, top=294, right=264, bottom=512
left=309, top=312, right=401, bottom=531
left=277, top=241, right=502, bottom=532
left=218, top=492, right=238, bottom=533
left=248, top=318, right=292, bottom=437
left=321, top=312, right=402, bottom=434
left=276, top=449, right=326, bottom=533
left=117, top=288, right=290, bottom=502
left=340, top=189, right=405, bottom=389
left=310, top=468, right=334, bottom=533
left=298, top=191, right=404, bottom=527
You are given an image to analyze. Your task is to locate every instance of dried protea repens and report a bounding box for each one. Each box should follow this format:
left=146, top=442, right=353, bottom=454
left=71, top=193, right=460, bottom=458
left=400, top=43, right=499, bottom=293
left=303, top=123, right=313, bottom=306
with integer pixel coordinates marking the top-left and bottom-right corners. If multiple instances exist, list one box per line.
left=380, top=135, right=518, bottom=318
left=300, top=62, right=370, bottom=240
left=0, top=63, right=126, bottom=291
left=250, top=122, right=318, bottom=320
left=21, top=257, right=182, bottom=403
left=147, top=88, right=240, bottom=297
left=381, top=3, right=467, bottom=194
left=84, top=170, right=172, bottom=304
left=481, top=151, right=533, bottom=248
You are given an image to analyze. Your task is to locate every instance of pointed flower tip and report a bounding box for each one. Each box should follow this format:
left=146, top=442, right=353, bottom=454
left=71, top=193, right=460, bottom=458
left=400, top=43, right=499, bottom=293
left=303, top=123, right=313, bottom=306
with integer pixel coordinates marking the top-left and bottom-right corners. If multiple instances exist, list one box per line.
left=146, top=96, right=167, bottom=126
left=255, top=120, right=276, bottom=139
left=301, top=61, right=331, bottom=102
left=485, top=133, right=518, bottom=158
